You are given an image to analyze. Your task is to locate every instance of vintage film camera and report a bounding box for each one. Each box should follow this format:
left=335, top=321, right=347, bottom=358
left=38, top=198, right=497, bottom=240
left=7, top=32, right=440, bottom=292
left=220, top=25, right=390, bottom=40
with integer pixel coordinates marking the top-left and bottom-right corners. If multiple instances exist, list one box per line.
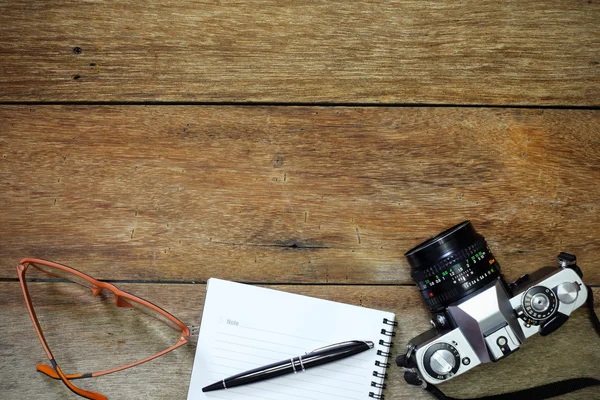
left=397, top=221, right=588, bottom=385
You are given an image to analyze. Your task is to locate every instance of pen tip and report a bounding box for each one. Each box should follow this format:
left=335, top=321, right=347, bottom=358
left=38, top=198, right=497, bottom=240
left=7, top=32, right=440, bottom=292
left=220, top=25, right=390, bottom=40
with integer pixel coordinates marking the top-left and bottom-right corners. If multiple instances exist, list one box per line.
left=202, top=382, right=223, bottom=392
left=366, top=341, right=375, bottom=348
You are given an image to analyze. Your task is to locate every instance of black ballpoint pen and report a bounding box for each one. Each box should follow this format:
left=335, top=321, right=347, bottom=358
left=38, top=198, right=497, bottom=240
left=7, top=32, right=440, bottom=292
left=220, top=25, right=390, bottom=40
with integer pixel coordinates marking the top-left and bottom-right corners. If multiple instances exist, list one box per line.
left=202, top=340, right=374, bottom=392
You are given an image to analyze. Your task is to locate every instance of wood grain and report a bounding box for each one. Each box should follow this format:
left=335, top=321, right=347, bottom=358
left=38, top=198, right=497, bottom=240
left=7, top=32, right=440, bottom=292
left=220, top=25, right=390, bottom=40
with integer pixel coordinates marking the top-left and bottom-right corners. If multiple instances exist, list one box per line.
left=1, top=3, right=598, bottom=400
left=0, top=0, right=598, bottom=105
left=1, top=106, right=599, bottom=284
left=0, top=282, right=598, bottom=400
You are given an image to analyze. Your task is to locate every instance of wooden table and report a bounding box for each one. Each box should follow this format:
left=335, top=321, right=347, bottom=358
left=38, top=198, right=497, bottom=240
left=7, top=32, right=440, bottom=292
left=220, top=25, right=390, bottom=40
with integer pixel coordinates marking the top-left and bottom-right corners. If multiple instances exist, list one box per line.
left=1, top=1, right=598, bottom=399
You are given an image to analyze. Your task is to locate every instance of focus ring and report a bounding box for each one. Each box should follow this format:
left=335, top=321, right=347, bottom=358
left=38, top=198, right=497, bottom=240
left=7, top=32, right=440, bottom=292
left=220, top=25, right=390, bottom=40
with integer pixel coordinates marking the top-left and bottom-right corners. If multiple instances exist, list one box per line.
left=411, top=239, right=488, bottom=282
left=404, top=221, right=504, bottom=312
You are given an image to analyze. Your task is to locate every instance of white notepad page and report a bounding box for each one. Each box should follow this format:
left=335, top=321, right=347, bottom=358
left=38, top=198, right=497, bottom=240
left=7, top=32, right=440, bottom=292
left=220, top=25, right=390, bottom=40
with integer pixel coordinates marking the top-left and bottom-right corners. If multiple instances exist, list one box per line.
left=187, top=278, right=396, bottom=400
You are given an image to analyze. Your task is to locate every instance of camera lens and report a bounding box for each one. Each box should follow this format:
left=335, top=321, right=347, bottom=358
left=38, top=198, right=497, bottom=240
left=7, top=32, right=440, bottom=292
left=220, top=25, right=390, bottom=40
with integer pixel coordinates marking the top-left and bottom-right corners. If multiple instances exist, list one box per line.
left=405, top=221, right=503, bottom=312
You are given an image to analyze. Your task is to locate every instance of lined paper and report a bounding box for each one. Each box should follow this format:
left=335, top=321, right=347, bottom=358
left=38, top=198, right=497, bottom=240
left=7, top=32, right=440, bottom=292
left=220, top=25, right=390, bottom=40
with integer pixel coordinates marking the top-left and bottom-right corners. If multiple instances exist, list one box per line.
left=187, top=279, right=395, bottom=400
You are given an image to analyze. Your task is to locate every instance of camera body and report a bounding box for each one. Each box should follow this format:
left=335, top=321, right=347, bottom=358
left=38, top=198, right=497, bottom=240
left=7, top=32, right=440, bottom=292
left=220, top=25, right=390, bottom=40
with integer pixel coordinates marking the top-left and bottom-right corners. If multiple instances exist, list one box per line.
left=400, top=221, right=588, bottom=385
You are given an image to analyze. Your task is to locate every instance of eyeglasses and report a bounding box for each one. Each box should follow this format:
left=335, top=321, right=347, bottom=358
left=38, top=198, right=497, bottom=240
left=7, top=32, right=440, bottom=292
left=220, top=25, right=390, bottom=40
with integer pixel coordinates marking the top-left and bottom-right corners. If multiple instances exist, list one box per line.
left=17, top=258, right=191, bottom=400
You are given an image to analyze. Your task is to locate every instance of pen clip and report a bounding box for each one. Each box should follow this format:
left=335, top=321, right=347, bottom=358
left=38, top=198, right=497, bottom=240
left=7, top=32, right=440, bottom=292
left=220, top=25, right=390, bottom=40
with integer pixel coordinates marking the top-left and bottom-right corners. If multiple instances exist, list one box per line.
left=308, top=340, right=371, bottom=354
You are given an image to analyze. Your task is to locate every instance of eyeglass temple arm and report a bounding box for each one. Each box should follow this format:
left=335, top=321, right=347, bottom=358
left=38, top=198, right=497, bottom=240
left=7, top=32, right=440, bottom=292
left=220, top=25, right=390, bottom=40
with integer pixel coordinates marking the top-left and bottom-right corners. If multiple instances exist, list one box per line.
left=51, top=360, right=108, bottom=400
left=37, top=364, right=90, bottom=380
left=36, top=337, right=188, bottom=380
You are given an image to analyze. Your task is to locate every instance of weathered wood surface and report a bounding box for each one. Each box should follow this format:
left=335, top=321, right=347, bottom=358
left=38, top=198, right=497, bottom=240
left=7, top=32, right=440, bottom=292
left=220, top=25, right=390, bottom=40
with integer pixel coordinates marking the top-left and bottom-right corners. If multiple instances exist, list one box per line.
left=1, top=106, right=599, bottom=284
left=1, top=2, right=599, bottom=399
left=0, top=283, right=598, bottom=400
left=0, top=0, right=598, bottom=105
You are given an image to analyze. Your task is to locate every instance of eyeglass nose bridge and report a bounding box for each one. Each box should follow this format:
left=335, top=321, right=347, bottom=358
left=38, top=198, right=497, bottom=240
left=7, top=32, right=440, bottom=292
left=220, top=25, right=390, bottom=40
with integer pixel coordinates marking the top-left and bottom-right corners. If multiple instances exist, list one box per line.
left=90, top=286, right=135, bottom=308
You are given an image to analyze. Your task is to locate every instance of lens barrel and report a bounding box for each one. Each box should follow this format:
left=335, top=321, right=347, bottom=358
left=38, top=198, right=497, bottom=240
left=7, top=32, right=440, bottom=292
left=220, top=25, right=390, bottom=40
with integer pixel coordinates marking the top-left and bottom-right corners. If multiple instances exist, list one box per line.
left=405, top=221, right=503, bottom=312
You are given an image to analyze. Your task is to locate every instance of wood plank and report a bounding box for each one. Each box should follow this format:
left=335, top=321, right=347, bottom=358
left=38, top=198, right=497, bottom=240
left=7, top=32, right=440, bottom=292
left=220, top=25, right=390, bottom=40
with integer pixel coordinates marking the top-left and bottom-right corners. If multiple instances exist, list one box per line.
left=1, top=106, right=599, bottom=284
left=0, top=282, right=598, bottom=399
left=0, top=1, right=598, bottom=105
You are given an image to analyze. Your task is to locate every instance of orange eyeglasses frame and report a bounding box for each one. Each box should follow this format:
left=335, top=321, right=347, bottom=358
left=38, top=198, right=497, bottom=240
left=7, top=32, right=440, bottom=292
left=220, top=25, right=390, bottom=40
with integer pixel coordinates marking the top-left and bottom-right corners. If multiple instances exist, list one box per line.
left=17, top=258, right=191, bottom=400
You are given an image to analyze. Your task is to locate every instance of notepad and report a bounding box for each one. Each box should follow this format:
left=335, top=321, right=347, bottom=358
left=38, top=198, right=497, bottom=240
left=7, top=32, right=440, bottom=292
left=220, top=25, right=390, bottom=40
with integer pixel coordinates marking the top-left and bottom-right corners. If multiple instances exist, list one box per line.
left=187, top=278, right=396, bottom=400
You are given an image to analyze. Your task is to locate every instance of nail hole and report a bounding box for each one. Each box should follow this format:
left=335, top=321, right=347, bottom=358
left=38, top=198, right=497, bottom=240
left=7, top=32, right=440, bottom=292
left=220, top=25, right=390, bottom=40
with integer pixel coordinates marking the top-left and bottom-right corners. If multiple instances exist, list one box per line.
left=72, top=46, right=82, bottom=54
left=72, top=74, right=81, bottom=80
left=89, top=62, right=96, bottom=67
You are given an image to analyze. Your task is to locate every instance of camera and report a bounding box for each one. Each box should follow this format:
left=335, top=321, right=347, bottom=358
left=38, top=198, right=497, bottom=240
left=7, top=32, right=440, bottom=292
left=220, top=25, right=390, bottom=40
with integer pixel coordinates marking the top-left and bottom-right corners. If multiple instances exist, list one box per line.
left=397, top=221, right=588, bottom=384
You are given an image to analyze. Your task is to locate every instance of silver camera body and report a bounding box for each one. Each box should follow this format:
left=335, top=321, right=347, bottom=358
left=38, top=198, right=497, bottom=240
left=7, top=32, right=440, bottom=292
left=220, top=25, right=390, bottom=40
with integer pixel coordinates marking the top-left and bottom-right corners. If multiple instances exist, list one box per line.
left=408, top=263, right=588, bottom=384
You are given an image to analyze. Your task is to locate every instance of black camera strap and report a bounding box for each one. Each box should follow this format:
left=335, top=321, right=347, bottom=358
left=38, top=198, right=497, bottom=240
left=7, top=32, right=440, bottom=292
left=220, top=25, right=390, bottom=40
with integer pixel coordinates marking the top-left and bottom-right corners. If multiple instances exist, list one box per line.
left=399, top=286, right=600, bottom=400
left=588, top=285, right=600, bottom=336
left=421, top=377, right=600, bottom=400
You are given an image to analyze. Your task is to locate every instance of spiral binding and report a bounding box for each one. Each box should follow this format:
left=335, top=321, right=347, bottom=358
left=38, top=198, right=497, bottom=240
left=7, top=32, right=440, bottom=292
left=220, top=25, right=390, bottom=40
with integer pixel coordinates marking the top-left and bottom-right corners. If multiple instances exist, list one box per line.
left=369, top=317, right=398, bottom=400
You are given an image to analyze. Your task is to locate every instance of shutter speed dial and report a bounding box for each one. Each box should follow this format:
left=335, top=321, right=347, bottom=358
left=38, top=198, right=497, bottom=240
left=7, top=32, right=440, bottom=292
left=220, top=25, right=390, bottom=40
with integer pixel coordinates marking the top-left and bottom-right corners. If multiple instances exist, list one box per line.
left=423, top=343, right=460, bottom=380
left=521, top=286, right=558, bottom=325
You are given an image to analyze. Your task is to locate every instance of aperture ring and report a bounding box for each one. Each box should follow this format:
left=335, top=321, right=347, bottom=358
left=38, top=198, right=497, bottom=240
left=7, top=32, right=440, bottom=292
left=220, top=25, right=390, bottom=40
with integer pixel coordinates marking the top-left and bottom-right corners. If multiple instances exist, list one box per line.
left=417, top=251, right=501, bottom=312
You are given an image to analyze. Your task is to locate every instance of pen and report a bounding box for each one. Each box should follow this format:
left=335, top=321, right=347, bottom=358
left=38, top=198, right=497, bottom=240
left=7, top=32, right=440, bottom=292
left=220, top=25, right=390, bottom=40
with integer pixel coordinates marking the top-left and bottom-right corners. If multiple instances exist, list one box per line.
left=202, top=340, right=374, bottom=392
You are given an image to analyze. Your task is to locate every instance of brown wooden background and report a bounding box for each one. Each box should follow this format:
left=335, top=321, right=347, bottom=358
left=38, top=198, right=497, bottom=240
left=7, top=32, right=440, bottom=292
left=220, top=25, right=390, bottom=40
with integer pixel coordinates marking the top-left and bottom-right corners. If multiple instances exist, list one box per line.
left=0, top=1, right=599, bottom=399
